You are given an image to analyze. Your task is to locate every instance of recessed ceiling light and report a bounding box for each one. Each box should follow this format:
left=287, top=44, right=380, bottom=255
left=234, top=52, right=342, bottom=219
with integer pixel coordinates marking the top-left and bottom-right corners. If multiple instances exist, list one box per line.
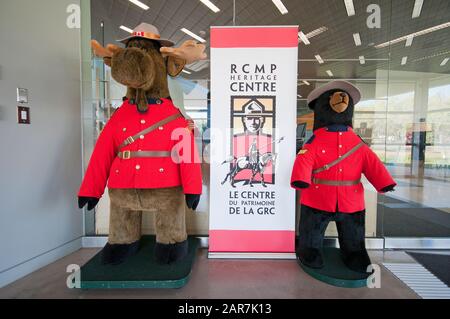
left=401, top=56, right=408, bottom=65
left=200, top=0, right=220, bottom=13
left=441, top=58, right=449, bottom=66
left=306, top=26, right=328, bottom=39
left=129, top=0, right=149, bottom=10
left=412, top=0, right=424, bottom=19
left=412, top=50, right=450, bottom=62
left=353, top=33, right=361, bottom=46
left=181, top=28, right=206, bottom=43
left=272, top=0, right=288, bottom=15
left=344, top=0, right=355, bottom=17
left=120, top=25, right=133, bottom=33
left=375, top=22, right=450, bottom=48
left=298, top=27, right=329, bottom=45
left=182, top=70, right=192, bottom=75
left=315, top=54, right=324, bottom=64
left=302, top=80, right=310, bottom=86
left=298, top=31, right=310, bottom=45
left=326, top=70, right=334, bottom=77
left=359, top=56, right=366, bottom=64
left=405, top=35, right=414, bottom=47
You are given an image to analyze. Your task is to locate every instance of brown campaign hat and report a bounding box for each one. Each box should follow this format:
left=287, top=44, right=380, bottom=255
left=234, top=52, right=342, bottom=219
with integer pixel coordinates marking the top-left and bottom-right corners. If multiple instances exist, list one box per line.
left=307, top=80, right=361, bottom=108
left=117, top=23, right=174, bottom=47
left=234, top=100, right=272, bottom=117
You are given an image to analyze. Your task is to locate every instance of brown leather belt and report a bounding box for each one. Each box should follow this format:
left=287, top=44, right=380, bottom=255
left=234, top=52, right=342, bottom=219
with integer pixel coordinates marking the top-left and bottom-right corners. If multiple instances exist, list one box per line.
left=312, top=178, right=361, bottom=186
left=118, top=151, right=171, bottom=160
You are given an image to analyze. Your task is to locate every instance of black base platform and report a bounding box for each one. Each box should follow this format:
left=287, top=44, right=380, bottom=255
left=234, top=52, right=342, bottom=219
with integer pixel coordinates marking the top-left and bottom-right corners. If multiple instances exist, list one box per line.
left=80, top=236, right=200, bottom=289
left=298, top=247, right=371, bottom=288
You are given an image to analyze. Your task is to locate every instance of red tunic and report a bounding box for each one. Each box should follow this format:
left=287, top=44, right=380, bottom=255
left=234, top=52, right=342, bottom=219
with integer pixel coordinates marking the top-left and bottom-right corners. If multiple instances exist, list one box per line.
left=290, top=126, right=396, bottom=213
left=78, top=98, right=202, bottom=198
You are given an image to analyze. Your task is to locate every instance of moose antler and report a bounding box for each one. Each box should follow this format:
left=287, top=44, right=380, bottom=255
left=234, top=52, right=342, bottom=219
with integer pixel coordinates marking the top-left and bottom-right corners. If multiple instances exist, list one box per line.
left=91, top=39, right=206, bottom=68
left=160, top=40, right=207, bottom=65
left=91, top=40, right=122, bottom=67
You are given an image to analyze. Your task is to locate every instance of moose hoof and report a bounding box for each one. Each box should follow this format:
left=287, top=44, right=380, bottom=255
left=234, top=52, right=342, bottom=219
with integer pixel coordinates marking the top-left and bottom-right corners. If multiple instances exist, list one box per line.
left=154, top=240, right=189, bottom=264
left=101, top=241, right=140, bottom=265
left=154, top=242, right=171, bottom=264
left=170, top=240, right=189, bottom=263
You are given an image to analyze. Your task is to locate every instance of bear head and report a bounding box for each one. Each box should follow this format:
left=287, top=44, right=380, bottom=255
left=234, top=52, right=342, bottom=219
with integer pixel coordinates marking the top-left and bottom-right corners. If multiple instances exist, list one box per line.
left=306, top=81, right=361, bottom=131
left=309, top=89, right=355, bottom=131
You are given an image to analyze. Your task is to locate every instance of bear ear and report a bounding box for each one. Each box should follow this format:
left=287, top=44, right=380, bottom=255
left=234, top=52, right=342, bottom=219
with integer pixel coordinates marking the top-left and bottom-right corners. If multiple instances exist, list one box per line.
left=308, top=99, right=317, bottom=110
left=348, top=94, right=355, bottom=107
left=166, top=56, right=186, bottom=77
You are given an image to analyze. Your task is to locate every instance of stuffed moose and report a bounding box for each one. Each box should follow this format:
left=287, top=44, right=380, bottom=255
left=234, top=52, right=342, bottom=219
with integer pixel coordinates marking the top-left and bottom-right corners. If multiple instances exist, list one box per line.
left=78, top=23, right=206, bottom=265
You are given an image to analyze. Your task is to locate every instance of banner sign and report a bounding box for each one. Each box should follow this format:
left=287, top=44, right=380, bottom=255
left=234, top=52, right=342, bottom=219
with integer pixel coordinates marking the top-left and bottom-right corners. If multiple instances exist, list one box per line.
left=209, top=26, right=298, bottom=256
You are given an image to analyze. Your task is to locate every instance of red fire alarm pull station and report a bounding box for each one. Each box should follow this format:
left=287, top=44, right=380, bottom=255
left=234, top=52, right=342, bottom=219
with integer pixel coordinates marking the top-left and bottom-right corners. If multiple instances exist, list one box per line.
left=18, top=106, right=30, bottom=124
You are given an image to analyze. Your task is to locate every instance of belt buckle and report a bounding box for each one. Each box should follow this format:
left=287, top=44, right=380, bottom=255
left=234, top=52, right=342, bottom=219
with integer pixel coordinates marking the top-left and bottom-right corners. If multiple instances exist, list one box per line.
left=123, top=150, right=131, bottom=160
left=126, top=136, right=135, bottom=145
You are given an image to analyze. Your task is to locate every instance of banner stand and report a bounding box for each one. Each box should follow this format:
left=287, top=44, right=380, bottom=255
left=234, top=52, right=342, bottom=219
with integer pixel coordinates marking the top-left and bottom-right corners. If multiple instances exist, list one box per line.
left=208, top=252, right=296, bottom=260
left=209, top=26, right=299, bottom=259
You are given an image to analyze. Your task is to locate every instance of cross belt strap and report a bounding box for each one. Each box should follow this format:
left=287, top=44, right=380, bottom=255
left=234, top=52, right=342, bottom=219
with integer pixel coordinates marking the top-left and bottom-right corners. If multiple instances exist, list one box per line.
left=312, top=141, right=365, bottom=174
left=118, top=151, right=171, bottom=160
left=118, top=113, right=183, bottom=150
left=312, top=178, right=361, bottom=186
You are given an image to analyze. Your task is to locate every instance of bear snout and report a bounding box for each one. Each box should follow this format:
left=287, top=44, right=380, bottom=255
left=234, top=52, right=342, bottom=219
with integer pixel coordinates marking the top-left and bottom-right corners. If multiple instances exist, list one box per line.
left=329, top=91, right=349, bottom=113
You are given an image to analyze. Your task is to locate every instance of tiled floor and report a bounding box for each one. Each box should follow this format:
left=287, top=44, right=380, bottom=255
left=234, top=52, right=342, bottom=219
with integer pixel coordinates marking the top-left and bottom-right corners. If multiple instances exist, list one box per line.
left=389, top=177, right=450, bottom=212
left=0, top=249, right=420, bottom=299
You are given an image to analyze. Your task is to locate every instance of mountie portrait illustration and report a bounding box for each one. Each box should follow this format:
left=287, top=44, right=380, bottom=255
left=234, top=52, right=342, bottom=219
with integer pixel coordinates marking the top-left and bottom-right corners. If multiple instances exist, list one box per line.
left=221, top=97, right=283, bottom=188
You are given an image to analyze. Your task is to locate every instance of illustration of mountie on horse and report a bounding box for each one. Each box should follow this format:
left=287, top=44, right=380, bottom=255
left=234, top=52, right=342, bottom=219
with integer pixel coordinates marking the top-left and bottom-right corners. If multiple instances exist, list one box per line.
left=221, top=138, right=283, bottom=188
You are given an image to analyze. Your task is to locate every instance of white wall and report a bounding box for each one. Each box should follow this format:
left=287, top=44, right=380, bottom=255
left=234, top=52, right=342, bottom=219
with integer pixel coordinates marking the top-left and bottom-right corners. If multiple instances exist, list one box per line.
left=0, top=0, right=83, bottom=287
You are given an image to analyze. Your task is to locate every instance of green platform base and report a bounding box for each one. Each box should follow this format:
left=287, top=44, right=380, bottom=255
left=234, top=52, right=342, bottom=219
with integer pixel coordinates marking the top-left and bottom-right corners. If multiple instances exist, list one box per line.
left=298, top=247, right=371, bottom=288
left=80, top=236, right=199, bottom=289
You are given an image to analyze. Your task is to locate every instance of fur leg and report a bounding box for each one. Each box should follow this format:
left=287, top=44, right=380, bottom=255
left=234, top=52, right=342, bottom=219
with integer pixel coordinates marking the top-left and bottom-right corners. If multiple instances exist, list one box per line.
left=297, top=205, right=331, bottom=269
left=139, top=187, right=188, bottom=264
left=336, top=211, right=372, bottom=273
left=103, top=190, right=142, bottom=265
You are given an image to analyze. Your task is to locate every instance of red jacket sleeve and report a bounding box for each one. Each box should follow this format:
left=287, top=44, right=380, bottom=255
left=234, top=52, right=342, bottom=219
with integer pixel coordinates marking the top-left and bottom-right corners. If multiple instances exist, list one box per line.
left=290, top=142, right=316, bottom=189
left=172, top=123, right=203, bottom=195
left=78, top=112, right=119, bottom=198
left=362, top=146, right=396, bottom=192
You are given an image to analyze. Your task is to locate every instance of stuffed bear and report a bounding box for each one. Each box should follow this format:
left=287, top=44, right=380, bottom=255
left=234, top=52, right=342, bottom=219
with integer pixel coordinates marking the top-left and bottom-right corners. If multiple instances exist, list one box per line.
left=291, top=80, right=396, bottom=273
left=78, top=23, right=206, bottom=265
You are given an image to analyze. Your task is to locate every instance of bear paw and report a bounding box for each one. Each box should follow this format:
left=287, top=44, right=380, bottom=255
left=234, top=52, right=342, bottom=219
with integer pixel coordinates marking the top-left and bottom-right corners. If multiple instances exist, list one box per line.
left=341, top=249, right=372, bottom=273
left=297, top=248, right=324, bottom=269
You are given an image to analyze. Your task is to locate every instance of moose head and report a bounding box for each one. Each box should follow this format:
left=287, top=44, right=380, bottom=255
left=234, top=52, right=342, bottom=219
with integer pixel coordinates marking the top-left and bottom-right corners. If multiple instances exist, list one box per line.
left=91, top=24, right=207, bottom=113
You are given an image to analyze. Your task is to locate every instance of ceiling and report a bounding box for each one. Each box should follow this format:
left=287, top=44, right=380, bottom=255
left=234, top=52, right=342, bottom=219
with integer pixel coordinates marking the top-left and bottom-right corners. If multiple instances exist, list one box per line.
left=90, top=0, right=450, bottom=107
